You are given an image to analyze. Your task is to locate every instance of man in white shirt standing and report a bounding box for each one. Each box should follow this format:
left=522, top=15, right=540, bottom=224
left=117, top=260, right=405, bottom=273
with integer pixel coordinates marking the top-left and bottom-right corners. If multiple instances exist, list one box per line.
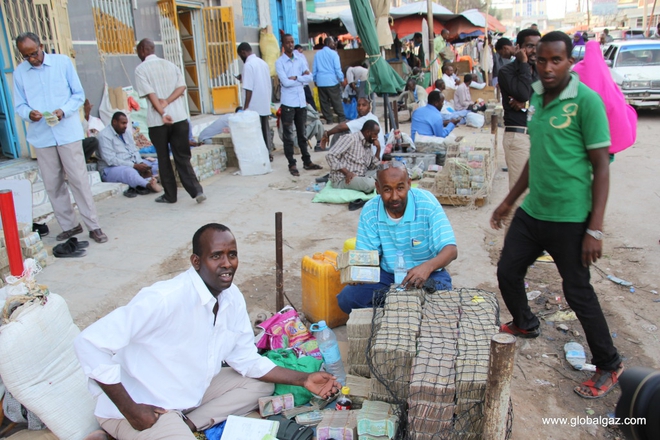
left=134, top=38, right=204, bottom=204
left=275, top=34, right=323, bottom=176
left=75, top=223, right=340, bottom=439
left=238, top=42, right=273, bottom=162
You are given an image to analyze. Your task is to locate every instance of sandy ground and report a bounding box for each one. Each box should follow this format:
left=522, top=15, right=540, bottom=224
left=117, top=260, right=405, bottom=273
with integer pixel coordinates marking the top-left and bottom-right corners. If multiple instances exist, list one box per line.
left=26, top=104, right=660, bottom=439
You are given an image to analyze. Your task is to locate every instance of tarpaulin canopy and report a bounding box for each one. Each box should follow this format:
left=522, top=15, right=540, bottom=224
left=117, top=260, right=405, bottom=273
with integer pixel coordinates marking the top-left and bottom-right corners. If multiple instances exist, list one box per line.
left=391, top=16, right=445, bottom=38
left=390, top=2, right=453, bottom=18
left=483, top=12, right=506, bottom=33
left=349, top=0, right=405, bottom=94
left=444, top=16, right=484, bottom=40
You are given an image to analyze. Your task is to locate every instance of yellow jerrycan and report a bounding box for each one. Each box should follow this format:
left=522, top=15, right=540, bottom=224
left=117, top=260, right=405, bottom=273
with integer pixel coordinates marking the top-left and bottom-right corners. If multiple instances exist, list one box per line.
left=301, top=251, right=348, bottom=329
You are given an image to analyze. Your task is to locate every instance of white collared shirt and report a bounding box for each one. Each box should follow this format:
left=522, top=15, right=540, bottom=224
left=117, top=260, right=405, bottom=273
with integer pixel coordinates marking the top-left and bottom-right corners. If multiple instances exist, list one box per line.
left=275, top=52, right=312, bottom=108
left=243, top=54, right=272, bottom=116
left=74, top=267, right=276, bottom=419
left=135, top=54, right=188, bottom=127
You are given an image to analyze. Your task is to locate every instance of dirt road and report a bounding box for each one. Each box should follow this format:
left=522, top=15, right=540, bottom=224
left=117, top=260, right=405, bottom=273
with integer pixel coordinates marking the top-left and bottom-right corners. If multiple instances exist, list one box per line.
left=39, top=106, right=659, bottom=439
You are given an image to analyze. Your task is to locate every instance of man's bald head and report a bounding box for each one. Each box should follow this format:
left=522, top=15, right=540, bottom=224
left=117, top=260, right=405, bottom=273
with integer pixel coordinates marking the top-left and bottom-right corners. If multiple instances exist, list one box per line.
left=137, top=38, right=155, bottom=61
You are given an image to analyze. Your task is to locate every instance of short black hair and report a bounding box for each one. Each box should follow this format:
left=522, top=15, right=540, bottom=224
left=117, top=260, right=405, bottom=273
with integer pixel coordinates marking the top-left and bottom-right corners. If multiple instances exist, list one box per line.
left=324, top=37, right=334, bottom=46
left=16, top=32, right=40, bottom=46
left=604, top=28, right=610, bottom=33
left=111, top=111, right=127, bottom=122
left=464, top=73, right=473, bottom=83
left=294, top=44, right=303, bottom=50
left=414, top=32, right=422, bottom=39
left=539, top=31, right=573, bottom=58
left=442, top=64, right=453, bottom=74
left=237, top=42, right=252, bottom=53
left=434, top=79, right=444, bottom=88
left=516, top=29, right=542, bottom=47
left=192, top=223, right=231, bottom=256
left=531, top=23, right=538, bottom=27
left=282, top=34, right=293, bottom=42
left=361, top=119, right=379, bottom=133
left=428, top=90, right=444, bottom=105
left=495, top=38, right=513, bottom=51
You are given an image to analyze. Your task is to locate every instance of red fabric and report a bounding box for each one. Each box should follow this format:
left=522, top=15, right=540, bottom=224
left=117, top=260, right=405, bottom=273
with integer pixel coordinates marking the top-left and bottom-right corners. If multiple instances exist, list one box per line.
left=392, top=16, right=445, bottom=37
left=572, top=41, right=637, bottom=154
left=127, top=96, right=140, bottom=111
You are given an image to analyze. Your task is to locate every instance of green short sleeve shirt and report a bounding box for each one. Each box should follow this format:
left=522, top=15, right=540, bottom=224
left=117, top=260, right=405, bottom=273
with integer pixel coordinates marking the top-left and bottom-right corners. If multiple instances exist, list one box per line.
left=521, top=73, right=611, bottom=223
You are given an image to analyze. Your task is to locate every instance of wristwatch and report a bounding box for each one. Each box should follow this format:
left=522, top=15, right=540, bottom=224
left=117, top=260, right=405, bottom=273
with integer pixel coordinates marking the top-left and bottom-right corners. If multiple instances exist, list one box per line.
left=586, top=229, right=604, bottom=240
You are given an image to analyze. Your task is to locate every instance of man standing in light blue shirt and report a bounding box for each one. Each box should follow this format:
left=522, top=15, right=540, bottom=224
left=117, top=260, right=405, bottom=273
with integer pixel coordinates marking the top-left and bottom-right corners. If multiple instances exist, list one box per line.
left=13, top=32, right=108, bottom=244
left=313, top=37, right=345, bottom=124
left=337, top=161, right=458, bottom=313
left=276, top=34, right=323, bottom=176
left=411, top=91, right=459, bottom=140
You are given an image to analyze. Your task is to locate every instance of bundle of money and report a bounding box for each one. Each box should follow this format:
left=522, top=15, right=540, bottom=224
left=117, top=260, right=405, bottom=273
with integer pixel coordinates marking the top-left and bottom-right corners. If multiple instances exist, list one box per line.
left=257, top=393, right=294, bottom=417
left=356, top=400, right=398, bottom=439
left=316, top=409, right=358, bottom=440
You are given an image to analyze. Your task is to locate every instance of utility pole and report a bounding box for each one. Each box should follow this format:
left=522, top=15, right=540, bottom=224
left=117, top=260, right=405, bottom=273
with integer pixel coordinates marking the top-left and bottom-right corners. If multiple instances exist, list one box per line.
left=643, top=0, right=649, bottom=37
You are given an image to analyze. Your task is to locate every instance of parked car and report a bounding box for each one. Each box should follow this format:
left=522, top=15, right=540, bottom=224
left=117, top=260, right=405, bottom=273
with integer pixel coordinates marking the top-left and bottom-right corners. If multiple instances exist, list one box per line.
left=604, top=40, right=660, bottom=109
left=607, top=29, right=647, bottom=40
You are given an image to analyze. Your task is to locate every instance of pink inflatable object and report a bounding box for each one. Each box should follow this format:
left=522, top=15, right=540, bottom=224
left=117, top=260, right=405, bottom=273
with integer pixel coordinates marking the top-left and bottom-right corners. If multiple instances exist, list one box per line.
left=572, top=41, right=637, bottom=154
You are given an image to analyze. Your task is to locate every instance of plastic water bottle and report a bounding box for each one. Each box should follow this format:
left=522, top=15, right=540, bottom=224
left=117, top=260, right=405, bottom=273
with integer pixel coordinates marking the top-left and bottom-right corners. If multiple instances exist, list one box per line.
left=564, top=341, right=587, bottom=370
left=394, top=251, right=407, bottom=285
left=310, top=320, right=346, bottom=385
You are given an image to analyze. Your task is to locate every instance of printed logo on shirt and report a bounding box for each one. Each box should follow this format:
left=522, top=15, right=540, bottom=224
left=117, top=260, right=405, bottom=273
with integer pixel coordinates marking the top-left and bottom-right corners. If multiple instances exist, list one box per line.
left=527, top=105, right=536, bottom=122
left=412, top=239, right=422, bottom=247
left=550, top=103, right=578, bottom=129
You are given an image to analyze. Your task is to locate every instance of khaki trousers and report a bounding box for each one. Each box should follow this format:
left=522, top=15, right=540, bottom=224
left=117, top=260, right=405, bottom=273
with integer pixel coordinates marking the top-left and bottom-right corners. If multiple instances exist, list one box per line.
left=35, top=141, right=101, bottom=232
left=502, top=130, right=530, bottom=230
left=332, top=169, right=377, bottom=194
left=98, top=368, right=274, bottom=440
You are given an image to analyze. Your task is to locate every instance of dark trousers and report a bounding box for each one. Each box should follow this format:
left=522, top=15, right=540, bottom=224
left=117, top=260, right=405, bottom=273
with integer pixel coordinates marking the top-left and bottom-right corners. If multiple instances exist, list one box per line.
left=318, top=84, right=345, bottom=122
left=337, top=268, right=452, bottom=314
left=280, top=105, right=311, bottom=167
left=148, top=120, right=203, bottom=202
left=259, top=115, right=272, bottom=154
left=304, top=85, right=317, bottom=111
left=82, top=137, right=99, bottom=162
left=497, top=208, right=621, bottom=370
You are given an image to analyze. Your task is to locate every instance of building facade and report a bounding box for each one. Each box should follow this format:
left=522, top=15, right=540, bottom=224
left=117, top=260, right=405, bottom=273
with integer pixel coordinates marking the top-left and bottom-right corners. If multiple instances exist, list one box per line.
left=512, top=0, right=548, bottom=32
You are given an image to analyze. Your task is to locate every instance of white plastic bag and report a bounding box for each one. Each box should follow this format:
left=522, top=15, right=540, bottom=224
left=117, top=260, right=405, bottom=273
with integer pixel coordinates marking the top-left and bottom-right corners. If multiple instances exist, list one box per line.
left=0, top=292, right=99, bottom=439
left=466, top=112, right=485, bottom=128
left=228, top=110, right=272, bottom=176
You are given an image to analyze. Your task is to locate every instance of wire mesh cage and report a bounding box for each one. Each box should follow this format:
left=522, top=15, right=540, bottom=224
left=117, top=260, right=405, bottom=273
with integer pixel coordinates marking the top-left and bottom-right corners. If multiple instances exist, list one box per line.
left=363, top=286, right=513, bottom=439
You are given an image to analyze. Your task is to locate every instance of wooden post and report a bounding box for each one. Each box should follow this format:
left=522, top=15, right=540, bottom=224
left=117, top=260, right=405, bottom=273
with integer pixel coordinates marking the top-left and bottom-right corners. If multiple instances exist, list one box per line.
left=491, top=114, right=498, bottom=134
left=275, top=212, right=284, bottom=312
left=482, top=333, right=517, bottom=440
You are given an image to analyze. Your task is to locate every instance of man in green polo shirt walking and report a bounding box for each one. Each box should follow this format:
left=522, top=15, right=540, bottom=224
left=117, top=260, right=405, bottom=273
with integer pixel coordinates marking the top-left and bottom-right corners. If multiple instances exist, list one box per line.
left=490, top=31, right=622, bottom=399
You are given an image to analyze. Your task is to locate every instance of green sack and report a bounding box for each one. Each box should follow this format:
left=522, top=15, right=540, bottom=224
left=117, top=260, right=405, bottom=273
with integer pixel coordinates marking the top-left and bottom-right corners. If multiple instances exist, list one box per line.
left=264, top=349, right=322, bottom=406
left=312, top=181, right=377, bottom=204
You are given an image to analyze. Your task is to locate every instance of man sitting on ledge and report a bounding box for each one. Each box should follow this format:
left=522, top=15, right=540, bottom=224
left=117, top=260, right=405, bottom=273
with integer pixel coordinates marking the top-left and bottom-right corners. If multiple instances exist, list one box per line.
left=337, top=161, right=458, bottom=314
left=75, top=223, right=340, bottom=439
left=411, top=91, right=460, bottom=141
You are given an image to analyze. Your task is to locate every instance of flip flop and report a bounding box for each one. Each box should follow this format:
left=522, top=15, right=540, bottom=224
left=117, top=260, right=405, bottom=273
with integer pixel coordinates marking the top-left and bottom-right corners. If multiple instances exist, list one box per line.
left=67, top=237, right=89, bottom=249
left=53, top=241, right=86, bottom=258
left=289, top=165, right=300, bottom=177
left=348, top=199, right=367, bottom=211
left=574, top=364, right=624, bottom=399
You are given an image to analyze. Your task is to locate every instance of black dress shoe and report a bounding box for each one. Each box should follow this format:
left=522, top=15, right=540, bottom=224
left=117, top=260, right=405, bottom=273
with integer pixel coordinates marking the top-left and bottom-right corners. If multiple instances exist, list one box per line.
left=32, top=223, right=49, bottom=237
left=135, top=186, right=151, bottom=195
left=348, top=199, right=367, bottom=211
left=155, top=195, right=175, bottom=203
left=123, top=188, right=138, bottom=198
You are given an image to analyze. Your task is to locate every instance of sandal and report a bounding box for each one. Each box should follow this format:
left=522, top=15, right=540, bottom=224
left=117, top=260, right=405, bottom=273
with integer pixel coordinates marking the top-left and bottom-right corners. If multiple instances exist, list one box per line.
left=289, top=165, right=300, bottom=176
left=500, top=321, right=540, bottom=339
left=269, top=154, right=274, bottom=162
left=303, top=163, right=323, bottom=170
left=574, top=364, right=624, bottom=399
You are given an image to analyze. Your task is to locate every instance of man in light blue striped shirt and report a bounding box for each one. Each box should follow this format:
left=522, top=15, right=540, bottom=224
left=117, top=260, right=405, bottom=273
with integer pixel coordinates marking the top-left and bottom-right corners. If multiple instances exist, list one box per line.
left=337, top=162, right=458, bottom=313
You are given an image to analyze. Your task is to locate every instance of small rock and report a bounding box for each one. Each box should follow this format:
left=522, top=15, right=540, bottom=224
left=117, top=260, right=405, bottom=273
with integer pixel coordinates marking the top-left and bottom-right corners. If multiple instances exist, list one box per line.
left=520, top=341, right=532, bottom=352
left=572, top=330, right=580, bottom=337
left=557, top=324, right=569, bottom=332
left=526, top=354, right=532, bottom=360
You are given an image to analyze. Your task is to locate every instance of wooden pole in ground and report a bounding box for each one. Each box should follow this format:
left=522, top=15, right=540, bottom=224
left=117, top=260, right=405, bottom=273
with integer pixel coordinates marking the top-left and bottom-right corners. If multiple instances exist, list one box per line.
left=491, top=114, right=498, bottom=135
left=275, top=212, right=284, bottom=312
left=482, top=332, right=517, bottom=440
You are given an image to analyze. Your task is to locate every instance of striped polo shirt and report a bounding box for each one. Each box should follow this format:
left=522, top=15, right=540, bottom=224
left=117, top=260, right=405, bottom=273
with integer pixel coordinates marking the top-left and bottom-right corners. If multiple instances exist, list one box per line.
left=356, top=188, right=456, bottom=273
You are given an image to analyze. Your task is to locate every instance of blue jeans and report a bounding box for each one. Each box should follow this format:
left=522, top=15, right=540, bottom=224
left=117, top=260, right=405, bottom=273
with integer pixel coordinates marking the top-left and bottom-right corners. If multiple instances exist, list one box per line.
left=337, top=268, right=452, bottom=314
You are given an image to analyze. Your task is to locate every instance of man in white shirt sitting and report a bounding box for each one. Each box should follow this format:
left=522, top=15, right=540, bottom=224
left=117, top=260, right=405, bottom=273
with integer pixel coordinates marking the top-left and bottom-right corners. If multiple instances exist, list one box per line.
left=320, top=97, right=385, bottom=156
left=441, top=64, right=459, bottom=90
left=75, top=224, right=340, bottom=439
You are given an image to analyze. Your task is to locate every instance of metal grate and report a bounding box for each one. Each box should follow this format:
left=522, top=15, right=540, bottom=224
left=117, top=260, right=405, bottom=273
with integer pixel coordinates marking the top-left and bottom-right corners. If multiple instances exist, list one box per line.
left=242, top=0, right=259, bottom=28
left=91, top=0, right=135, bottom=55
left=202, top=7, right=239, bottom=89
left=2, top=0, right=68, bottom=65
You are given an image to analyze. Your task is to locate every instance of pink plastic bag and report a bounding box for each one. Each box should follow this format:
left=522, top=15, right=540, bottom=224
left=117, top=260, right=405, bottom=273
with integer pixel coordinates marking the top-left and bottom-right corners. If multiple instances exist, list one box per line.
left=257, top=306, right=322, bottom=359
left=572, top=41, right=637, bottom=154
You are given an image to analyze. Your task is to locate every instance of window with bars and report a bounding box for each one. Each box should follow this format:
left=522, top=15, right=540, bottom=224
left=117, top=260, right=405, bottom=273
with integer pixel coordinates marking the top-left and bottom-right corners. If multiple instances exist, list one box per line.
left=91, top=0, right=136, bottom=54
left=242, top=0, right=259, bottom=27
